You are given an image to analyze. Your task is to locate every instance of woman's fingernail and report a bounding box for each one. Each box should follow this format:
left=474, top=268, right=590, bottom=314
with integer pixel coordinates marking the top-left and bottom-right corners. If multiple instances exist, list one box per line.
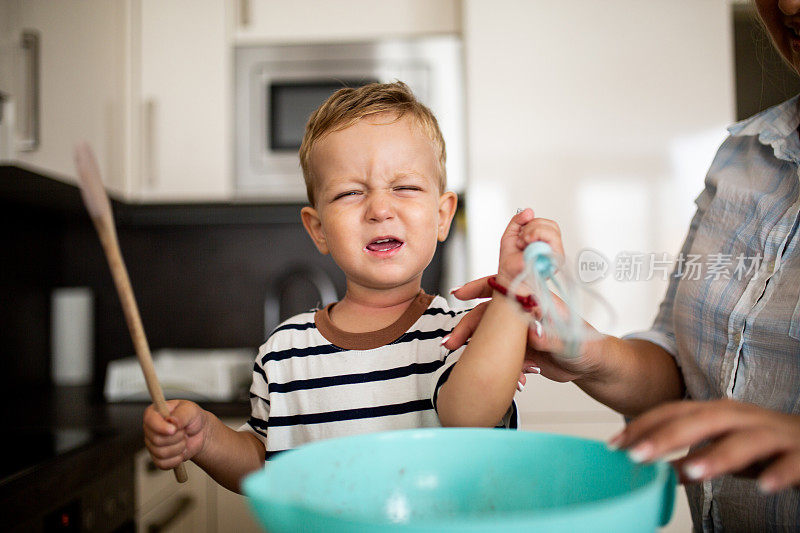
left=758, top=476, right=778, bottom=494
left=440, top=335, right=451, bottom=346
left=533, top=320, right=543, bottom=337
left=628, top=442, right=654, bottom=463
left=524, top=366, right=541, bottom=374
left=517, top=380, right=525, bottom=392
left=166, top=424, right=177, bottom=435
left=449, top=286, right=462, bottom=294
left=606, top=432, right=623, bottom=450
left=683, top=462, right=706, bottom=481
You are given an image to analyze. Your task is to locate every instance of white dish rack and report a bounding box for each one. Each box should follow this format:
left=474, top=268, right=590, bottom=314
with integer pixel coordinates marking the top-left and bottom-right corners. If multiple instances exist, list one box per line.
left=105, top=349, right=255, bottom=402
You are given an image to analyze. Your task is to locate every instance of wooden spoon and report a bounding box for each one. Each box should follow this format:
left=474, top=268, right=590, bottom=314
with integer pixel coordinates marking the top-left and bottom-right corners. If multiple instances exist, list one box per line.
left=74, top=142, right=188, bottom=483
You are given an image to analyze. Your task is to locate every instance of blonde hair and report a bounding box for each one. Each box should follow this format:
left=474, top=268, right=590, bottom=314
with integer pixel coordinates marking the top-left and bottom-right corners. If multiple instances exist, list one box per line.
left=299, top=81, right=447, bottom=206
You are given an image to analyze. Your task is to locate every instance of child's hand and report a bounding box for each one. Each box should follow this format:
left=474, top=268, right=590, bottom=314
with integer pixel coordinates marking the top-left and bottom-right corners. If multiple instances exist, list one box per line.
left=143, top=399, right=208, bottom=470
left=497, top=208, right=565, bottom=286
left=610, top=399, right=800, bottom=493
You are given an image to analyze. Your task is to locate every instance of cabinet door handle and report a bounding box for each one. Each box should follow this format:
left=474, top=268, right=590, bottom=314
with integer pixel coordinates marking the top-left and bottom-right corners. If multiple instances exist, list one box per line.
left=143, top=98, right=158, bottom=189
left=17, top=30, right=40, bottom=152
left=147, top=495, right=195, bottom=533
left=239, top=0, right=251, bottom=27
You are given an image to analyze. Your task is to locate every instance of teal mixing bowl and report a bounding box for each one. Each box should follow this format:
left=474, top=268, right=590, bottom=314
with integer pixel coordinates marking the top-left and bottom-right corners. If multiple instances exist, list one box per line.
left=242, top=428, right=675, bottom=532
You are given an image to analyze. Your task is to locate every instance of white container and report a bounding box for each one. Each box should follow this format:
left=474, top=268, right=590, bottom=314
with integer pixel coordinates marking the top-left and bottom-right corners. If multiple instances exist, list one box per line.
left=51, top=287, right=94, bottom=386
left=105, top=349, right=255, bottom=402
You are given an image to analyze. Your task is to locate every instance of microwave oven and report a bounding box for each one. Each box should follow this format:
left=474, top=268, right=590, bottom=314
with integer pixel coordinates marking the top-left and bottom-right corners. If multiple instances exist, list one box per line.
left=234, top=37, right=465, bottom=201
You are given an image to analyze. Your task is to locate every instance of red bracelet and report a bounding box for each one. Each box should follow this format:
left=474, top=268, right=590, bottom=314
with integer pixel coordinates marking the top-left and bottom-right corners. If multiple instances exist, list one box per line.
left=486, top=276, right=537, bottom=311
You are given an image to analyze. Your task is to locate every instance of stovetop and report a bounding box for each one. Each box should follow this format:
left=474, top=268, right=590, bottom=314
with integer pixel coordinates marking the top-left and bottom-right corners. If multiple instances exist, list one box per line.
left=0, top=428, right=114, bottom=484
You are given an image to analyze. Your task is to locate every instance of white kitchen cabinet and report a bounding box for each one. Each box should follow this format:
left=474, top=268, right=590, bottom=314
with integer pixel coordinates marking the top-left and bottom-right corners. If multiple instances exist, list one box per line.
left=130, top=0, right=232, bottom=201
left=232, top=0, right=461, bottom=45
left=136, top=418, right=262, bottom=533
left=211, top=483, right=262, bottom=533
left=135, top=449, right=211, bottom=533
left=3, top=0, right=128, bottom=192
left=135, top=438, right=262, bottom=533
left=2, top=0, right=231, bottom=201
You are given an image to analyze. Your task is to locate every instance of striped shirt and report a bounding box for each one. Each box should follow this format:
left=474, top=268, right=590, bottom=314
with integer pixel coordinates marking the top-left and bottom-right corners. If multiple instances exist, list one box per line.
left=627, top=96, right=800, bottom=531
left=242, top=291, right=518, bottom=459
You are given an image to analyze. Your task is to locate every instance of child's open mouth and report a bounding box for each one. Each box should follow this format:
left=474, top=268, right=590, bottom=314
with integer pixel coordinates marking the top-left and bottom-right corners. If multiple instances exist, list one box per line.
left=365, top=237, right=404, bottom=253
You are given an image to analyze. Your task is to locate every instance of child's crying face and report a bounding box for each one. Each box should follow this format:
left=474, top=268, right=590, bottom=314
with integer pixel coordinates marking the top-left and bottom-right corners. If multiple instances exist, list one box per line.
left=301, top=113, right=457, bottom=293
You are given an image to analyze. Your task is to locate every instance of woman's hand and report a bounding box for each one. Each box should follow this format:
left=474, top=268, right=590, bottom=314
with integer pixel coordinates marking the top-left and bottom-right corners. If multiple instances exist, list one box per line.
left=610, top=399, right=800, bottom=493
left=445, top=275, right=605, bottom=385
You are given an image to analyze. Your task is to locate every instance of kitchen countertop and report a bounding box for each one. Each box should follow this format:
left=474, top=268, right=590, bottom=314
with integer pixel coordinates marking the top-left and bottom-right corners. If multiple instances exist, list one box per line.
left=0, top=385, right=249, bottom=530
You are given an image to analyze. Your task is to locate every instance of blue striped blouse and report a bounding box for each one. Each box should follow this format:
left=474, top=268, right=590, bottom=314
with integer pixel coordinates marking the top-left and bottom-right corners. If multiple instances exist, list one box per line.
left=628, top=95, right=800, bottom=531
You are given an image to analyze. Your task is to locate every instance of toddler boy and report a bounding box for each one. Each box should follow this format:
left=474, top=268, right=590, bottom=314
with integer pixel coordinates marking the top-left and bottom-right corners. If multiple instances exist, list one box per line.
left=143, top=82, right=532, bottom=492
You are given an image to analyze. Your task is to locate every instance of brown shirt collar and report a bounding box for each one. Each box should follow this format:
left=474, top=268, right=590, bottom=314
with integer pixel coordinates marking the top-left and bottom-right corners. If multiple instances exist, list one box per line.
left=314, top=291, right=435, bottom=350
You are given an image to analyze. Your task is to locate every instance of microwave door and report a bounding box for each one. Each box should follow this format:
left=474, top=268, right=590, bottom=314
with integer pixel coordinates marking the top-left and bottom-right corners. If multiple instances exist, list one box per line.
left=268, top=79, right=379, bottom=152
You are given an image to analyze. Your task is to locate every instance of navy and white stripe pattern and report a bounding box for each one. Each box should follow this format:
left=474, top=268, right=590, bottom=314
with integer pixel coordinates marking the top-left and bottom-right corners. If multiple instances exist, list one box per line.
left=241, top=293, right=517, bottom=459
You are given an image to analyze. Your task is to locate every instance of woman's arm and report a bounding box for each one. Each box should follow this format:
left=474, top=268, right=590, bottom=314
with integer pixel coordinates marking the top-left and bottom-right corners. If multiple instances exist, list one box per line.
left=571, top=336, right=684, bottom=418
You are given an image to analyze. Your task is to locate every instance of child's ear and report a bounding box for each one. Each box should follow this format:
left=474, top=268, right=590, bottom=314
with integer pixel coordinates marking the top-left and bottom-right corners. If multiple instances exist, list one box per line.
left=436, top=191, right=458, bottom=242
left=301, top=206, right=329, bottom=254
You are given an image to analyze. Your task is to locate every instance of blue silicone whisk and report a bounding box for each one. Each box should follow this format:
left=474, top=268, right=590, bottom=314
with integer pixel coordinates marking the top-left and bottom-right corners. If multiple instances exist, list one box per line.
left=508, top=242, right=612, bottom=357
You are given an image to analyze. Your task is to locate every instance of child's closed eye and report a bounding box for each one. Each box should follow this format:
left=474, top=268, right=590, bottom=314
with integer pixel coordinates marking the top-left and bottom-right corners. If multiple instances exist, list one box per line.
left=332, top=190, right=362, bottom=201
left=393, top=185, right=423, bottom=193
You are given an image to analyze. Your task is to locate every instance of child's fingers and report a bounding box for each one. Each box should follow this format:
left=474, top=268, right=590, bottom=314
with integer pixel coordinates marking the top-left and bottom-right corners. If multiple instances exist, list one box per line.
left=145, top=437, right=187, bottom=470
left=143, top=403, right=178, bottom=436
left=144, top=430, right=186, bottom=455
left=165, top=400, right=202, bottom=431
left=501, top=208, right=536, bottom=241
left=518, top=220, right=564, bottom=257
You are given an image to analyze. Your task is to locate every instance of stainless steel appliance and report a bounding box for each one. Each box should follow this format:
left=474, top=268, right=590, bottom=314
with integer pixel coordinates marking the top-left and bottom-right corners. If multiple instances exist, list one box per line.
left=235, top=37, right=465, bottom=200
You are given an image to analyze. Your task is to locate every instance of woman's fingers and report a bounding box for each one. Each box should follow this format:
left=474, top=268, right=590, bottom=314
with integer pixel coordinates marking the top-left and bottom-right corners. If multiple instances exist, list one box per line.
left=610, top=401, right=706, bottom=457
left=450, top=275, right=494, bottom=301
left=442, top=300, right=489, bottom=351
left=615, top=401, right=755, bottom=462
left=758, top=451, right=800, bottom=493
left=612, top=399, right=800, bottom=492
left=676, top=427, right=784, bottom=483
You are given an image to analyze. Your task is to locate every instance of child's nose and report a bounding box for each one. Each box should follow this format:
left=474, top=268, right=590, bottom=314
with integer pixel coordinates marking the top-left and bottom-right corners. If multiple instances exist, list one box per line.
left=365, top=192, right=395, bottom=222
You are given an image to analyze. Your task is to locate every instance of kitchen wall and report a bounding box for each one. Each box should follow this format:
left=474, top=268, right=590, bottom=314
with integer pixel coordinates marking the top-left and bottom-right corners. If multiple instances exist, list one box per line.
left=462, top=0, right=735, bottom=413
